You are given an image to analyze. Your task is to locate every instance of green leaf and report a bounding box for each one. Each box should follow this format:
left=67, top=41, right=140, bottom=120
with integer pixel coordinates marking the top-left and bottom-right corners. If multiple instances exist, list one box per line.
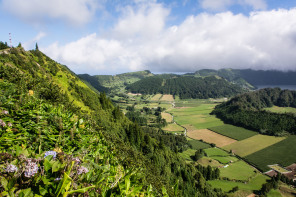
left=39, top=185, right=47, bottom=196
left=44, top=158, right=53, bottom=172
left=65, top=185, right=96, bottom=195
left=18, top=188, right=33, bottom=197
left=52, top=161, right=61, bottom=173
left=0, top=177, right=8, bottom=190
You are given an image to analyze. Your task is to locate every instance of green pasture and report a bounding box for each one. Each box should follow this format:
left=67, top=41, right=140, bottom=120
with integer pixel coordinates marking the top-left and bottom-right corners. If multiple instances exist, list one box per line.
left=187, top=138, right=211, bottom=150
left=245, top=136, right=296, bottom=172
left=198, top=157, right=223, bottom=168
left=220, top=160, right=257, bottom=181
left=171, top=103, right=224, bottom=129
left=150, top=94, right=162, bottom=101
left=223, top=135, right=286, bottom=157
left=209, top=124, right=258, bottom=141
left=267, top=189, right=282, bottom=197
left=163, top=123, right=184, bottom=134
left=265, top=105, right=296, bottom=114
left=204, top=148, right=230, bottom=157
left=208, top=174, right=269, bottom=192
left=210, top=156, right=239, bottom=164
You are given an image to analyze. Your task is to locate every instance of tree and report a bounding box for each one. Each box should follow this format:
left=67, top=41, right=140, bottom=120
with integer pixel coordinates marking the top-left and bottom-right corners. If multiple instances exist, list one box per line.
left=35, top=43, right=39, bottom=51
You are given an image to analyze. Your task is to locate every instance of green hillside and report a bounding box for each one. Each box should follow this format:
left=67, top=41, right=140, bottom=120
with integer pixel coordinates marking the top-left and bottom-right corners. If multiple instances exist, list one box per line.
left=126, top=75, right=244, bottom=99
left=0, top=46, right=225, bottom=196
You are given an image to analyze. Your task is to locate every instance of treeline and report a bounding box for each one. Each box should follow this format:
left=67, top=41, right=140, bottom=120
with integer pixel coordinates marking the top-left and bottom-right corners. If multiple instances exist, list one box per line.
left=127, top=76, right=243, bottom=99
left=212, top=88, right=296, bottom=136
left=0, top=41, right=9, bottom=50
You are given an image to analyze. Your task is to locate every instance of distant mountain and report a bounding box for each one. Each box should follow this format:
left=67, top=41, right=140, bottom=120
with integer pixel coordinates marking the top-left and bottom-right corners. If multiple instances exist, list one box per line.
left=194, top=68, right=296, bottom=87
left=78, top=70, right=153, bottom=93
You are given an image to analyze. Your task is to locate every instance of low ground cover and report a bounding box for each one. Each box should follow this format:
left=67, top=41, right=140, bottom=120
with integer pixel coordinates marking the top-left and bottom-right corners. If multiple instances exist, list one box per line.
left=264, top=106, right=296, bottom=114
left=162, top=123, right=184, bottom=134
left=160, top=94, right=174, bottom=102
left=220, top=160, right=257, bottom=181
left=187, top=138, right=211, bottom=150
left=209, top=124, right=258, bottom=141
left=150, top=94, right=162, bottom=101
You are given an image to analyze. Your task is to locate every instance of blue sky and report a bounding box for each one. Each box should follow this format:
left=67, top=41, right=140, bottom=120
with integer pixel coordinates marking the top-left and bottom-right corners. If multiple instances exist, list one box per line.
left=1, top=0, right=296, bottom=75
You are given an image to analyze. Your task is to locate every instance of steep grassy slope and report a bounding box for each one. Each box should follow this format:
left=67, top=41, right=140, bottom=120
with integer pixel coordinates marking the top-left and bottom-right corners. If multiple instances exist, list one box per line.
left=0, top=46, right=225, bottom=196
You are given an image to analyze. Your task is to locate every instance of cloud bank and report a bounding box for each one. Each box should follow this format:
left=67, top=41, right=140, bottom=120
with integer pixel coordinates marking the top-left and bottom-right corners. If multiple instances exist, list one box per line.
left=43, top=3, right=296, bottom=74
left=1, top=0, right=100, bottom=25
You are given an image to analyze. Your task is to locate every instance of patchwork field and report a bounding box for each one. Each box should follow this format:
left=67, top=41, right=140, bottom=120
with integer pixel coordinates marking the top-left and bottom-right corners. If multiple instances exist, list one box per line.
left=208, top=174, right=269, bottom=192
left=161, top=112, right=173, bottom=122
left=209, top=124, right=258, bottom=141
left=150, top=94, right=162, bottom=101
left=163, top=123, right=184, bottom=134
left=204, top=148, right=238, bottom=164
left=187, top=138, right=211, bottom=150
left=160, top=94, right=174, bottom=102
left=220, top=160, right=257, bottom=181
left=223, top=135, right=286, bottom=157
left=244, top=136, right=296, bottom=172
left=187, top=129, right=237, bottom=147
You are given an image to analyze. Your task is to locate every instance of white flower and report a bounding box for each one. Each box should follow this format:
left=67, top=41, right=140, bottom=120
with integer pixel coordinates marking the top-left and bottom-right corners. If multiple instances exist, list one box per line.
left=24, top=160, right=38, bottom=178
left=6, top=164, right=18, bottom=173
left=44, top=151, right=57, bottom=159
left=77, top=166, right=88, bottom=175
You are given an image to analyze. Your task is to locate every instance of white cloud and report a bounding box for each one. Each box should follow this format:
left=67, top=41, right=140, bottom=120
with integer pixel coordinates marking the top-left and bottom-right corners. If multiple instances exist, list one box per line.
left=23, top=32, right=46, bottom=50
left=200, top=0, right=267, bottom=11
left=44, top=5, right=296, bottom=74
left=1, top=0, right=100, bottom=25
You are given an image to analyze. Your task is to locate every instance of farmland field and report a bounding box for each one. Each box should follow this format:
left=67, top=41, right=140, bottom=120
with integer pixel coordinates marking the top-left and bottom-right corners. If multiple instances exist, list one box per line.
left=163, top=123, right=184, bottom=134
left=161, top=112, right=173, bottom=122
left=150, top=94, right=162, bottom=101
left=187, top=138, right=211, bottom=150
left=264, top=106, right=296, bottom=114
left=244, top=136, right=296, bottom=172
left=204, top=148, right=238, bottom=164
left=220, top=160, right=257, bottom=181
left=160, top=94, right=174, bottom=102
left=204, top=147, right=230, bottom=157
left=223, top=135, right=286, bottom=157
left=209, top=124, right=258, bottom=141
left=208, top=174, right=269, bottom=192
left=187, top=129, right=237, bottom=147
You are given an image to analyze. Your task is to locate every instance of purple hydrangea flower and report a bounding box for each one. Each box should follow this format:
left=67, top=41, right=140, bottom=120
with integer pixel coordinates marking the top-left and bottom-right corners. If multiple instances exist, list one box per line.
left=72, top=157, right=81, bottom=164
left=24, top=161, right=38, bottom=178
left=77, top=166, right=89, bottom=175
left=7, top=122, right=12, bottom=127
left=44, top=151, right=57, bottom=159
left=2, top=110, right=9, bottom=115
left=1, top=121, right=6, bottom=127
left=6, top=164, right=18, bottom=173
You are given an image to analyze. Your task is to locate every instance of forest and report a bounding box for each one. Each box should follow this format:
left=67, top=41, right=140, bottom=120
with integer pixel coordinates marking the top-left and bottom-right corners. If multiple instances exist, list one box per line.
left=212, top=88, right=296, bottom=136
left=126, top=76, right=244, bottom=99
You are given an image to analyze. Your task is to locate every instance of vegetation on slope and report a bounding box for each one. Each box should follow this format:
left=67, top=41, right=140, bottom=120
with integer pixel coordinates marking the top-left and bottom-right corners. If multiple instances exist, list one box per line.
left=0, top=46, right=225, bottom=196
left=212, top=88, right=296, bottom=136
left=126, top=76, right=244, bottom=99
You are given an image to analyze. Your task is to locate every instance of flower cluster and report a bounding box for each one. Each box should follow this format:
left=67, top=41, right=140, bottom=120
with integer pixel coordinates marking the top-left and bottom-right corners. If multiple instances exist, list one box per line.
left=44, top=151, right=57, bottom=159
left=0, top=119, right=12, bottom=127
left=77, top=166, right=89, bottom=175
left=2, top=110, right=9, bottom=115
left=72, top=157, right=81, bottom=164
left=24, top=159, right=38, bottom=178
left=6, top=164, right=18, bottom=173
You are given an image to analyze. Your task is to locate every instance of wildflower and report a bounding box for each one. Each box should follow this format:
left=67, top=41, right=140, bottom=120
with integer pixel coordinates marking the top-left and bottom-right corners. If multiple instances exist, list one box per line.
left=6, top=164, right=18, bottom=173
left=77, top=166, right=89, bottom=175
left=44, top=151, right=57, bottom=159
left=28, top=90, right=34, bottom=96
left=1, top=121, right=6, bottom=127
left=54, top=177, right=62, bottom=181
left=7, top=122, right=12, bottom=127
left=24, top=160, right=38, bottom=178
left=79, top=124, right=85, bottom=129
left=72, top=157, right=81, bottom=164
left=2, top=110, right=9, bottom=115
